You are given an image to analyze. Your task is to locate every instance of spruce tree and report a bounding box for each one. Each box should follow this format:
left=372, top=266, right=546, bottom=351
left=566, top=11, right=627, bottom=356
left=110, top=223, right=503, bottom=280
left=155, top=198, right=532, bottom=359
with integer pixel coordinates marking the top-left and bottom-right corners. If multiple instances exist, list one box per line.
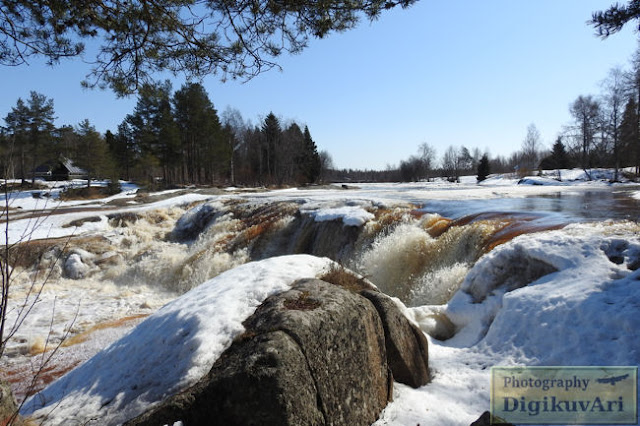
left=75, top=119, right=112, bottom=188
left=261, top=113, right=281, bottom=183
left=299, top=126, right=322, bottom=184
left=477, top=154, right=490, bottom=182
left=126, top=81, right=180, bottom=185
left=550, top=138, right=570, bottom=169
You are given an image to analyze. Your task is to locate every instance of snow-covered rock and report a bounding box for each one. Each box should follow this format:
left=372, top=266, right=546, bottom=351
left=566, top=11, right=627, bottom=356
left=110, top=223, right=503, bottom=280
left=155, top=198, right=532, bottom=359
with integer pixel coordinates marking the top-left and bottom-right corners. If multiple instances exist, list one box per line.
left=22, top=255, right=333, bottom=425
left=63, top=249, right=98, bottom=279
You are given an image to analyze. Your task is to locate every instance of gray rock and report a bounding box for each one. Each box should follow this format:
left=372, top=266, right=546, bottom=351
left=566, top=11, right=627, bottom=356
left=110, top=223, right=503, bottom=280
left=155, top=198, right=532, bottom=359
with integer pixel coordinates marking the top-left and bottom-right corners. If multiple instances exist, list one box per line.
left=171, top=203, right=217, bottom=241
left=127, top=331, right=323, bottom=426
left=63, top=253, right=91, bottom=279
left=245, top=279, right=391, bottom=426
left=126, top=279, right=391, bottom=426
left=361, top=290, right=430, bottom=388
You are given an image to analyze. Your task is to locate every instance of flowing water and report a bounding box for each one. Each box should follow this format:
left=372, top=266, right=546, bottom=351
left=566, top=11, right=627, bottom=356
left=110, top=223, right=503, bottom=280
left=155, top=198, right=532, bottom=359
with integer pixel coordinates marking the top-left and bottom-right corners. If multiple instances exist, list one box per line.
left=17, top=191, right=627, bottom=306
left=5, top=186, right=640, bottom=398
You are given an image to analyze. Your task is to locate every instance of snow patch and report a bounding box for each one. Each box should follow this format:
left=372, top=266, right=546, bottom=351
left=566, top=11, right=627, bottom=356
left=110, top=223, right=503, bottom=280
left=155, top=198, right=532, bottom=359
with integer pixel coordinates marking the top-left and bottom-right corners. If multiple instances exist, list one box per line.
left=311, top=205, right=374, bottom=226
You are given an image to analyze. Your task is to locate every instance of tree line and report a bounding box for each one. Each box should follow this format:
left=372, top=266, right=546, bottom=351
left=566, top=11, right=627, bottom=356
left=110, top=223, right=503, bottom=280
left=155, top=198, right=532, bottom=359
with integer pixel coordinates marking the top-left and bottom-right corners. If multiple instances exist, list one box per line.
left=362, top=45, right=640, bottom=184
left=1, top=82, right=325, bottom=188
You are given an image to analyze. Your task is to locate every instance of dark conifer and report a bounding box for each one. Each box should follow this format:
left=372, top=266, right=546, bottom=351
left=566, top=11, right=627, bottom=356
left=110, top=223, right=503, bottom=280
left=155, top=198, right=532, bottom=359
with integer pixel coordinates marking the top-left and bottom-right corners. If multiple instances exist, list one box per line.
left=299, top=126, right=322, bottom=184
left=477, top=154, right=490, bottom=182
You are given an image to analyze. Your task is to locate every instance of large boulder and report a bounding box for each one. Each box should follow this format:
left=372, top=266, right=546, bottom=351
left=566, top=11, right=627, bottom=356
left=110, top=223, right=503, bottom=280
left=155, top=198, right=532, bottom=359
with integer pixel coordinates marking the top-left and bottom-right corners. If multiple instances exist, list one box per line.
left=126, top=279, right=392, bottom=426
left=361, top=290, right=430, bottom=388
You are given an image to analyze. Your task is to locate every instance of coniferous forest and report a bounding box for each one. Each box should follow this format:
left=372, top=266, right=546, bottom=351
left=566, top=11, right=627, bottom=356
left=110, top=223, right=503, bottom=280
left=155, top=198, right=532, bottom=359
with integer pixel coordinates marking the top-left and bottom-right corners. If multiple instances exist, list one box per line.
left=1, top=81, right=323, bottom=189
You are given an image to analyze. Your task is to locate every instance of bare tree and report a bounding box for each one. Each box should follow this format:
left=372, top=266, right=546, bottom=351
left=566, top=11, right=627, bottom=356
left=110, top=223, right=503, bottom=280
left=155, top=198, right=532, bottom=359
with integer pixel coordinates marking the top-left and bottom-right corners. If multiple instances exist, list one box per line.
left=569, top=95, right=601, bottom=177
left=521, top=123, right=542, bottom=173
left=418, top=142, right=437, bottom=181
left=627, top=46, right=640, bottom=176
left=221, top=107, right=248, bottom=186
left=318, top=150, right=334, bottom=183
left=442, top=146, right=462, bottom=182
left=601, top=66, right=626, bottom=181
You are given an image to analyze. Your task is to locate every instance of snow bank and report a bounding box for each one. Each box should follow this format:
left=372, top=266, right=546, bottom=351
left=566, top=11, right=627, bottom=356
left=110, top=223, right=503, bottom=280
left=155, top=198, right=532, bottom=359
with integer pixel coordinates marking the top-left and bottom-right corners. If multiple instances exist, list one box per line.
left=376, top=221, right=640, bottom=426
left=446, top=222, right=640, bottom=348
left=22, top=255, right=333, bottom=425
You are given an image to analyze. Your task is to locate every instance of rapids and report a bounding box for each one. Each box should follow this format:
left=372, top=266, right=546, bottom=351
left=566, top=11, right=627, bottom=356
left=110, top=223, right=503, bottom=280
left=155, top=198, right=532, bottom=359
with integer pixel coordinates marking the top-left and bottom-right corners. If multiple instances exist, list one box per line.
left=12, top=198, right=573, bottom=306
left=4, top=185, right=640, bottom=401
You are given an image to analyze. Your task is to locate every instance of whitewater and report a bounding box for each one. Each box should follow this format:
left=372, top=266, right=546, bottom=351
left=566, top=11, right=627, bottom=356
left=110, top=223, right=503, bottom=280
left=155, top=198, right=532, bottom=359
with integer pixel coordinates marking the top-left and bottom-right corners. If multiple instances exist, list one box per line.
left=1, top=171, right=639, bottom=425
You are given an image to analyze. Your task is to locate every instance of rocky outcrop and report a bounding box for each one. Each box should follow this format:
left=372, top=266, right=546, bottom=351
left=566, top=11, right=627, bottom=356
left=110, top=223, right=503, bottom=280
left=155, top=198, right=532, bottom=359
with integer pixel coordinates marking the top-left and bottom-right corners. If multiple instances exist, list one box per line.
left=126, top=278, right=430, bottom=426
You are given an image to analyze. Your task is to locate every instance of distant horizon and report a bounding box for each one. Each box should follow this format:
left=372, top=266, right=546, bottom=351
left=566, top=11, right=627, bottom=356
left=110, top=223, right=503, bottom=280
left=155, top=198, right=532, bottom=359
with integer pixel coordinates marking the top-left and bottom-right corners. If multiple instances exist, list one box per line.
left=1, top=0, right=638, bottom=170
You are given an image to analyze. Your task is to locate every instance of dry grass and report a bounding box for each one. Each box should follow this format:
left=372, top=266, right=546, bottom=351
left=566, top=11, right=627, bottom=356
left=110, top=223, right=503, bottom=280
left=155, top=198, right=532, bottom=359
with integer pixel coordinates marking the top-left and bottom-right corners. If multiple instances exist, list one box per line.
left=61, top=314, right=149, bottom=348
left=8, top=239, right=61, bottom=268
left=319, top=263, right=375, bottom=293
left=58, top=186, right=109, bottom=201
left=283, top=291, right=321, bottom=311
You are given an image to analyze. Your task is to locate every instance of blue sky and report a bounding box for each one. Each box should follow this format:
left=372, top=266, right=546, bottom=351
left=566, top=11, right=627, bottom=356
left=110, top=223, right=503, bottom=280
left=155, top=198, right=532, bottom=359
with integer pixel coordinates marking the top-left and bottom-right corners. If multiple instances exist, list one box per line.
left=1, top=0, right=638, bottom=170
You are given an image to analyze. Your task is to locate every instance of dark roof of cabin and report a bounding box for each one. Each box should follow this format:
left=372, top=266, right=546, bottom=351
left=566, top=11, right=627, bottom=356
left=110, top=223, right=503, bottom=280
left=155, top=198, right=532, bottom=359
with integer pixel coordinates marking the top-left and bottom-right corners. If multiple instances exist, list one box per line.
left=61, top=157, right=87, bottom=175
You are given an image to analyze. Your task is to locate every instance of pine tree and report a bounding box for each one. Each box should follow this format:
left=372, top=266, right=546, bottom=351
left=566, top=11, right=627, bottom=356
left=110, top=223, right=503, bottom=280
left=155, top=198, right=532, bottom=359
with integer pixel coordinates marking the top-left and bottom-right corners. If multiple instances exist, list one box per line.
left=173, top=83, right=224, bottom=184
left=3, top=99, right=29, bottom=183
left=3, top=92, right=55, bottom=184
left=111, top=122, right=136, bottom=181
left=280, top=123, right=304, bottom=184
left=25, top=92, right=56, bottom=181
left=126, top=81, right=180, bottom=185
left=0, top=1, right=417, bottom=94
